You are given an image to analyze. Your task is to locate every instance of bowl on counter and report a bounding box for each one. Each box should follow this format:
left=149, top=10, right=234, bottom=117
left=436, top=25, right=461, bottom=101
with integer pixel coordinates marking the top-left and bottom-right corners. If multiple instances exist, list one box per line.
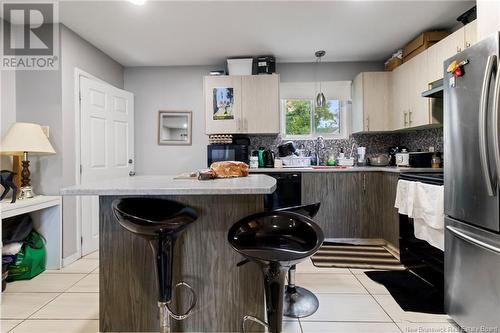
left=368, top=155, right=390, bottom=166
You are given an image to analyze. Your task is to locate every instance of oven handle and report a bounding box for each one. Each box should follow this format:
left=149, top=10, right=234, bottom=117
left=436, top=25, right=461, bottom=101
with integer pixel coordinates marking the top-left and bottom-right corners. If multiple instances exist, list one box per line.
left=447, top=226, right=500, bottom=254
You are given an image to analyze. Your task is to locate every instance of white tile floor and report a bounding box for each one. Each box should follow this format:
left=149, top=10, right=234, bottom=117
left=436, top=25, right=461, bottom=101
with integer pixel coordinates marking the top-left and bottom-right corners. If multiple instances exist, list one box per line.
left=0, top=252, right=460, bottom=333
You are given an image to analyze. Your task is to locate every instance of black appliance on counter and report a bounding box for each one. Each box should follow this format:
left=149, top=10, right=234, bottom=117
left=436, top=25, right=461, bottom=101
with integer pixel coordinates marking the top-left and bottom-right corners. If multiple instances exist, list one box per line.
left=207, top=144, right=249, bottom=166
left=264, top=173, right=301, bottom=210
left=398, top=172, right=444, bottom=291
left=278, top=141, right=297, bottom=157
left=262, top=149, right=275, bottom=168
left=409, top=152, right=435, bottom=168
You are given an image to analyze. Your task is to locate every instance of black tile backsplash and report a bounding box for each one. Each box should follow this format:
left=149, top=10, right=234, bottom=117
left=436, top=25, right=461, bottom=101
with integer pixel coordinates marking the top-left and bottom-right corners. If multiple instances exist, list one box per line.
left=249, top=127, right=443, bottom=161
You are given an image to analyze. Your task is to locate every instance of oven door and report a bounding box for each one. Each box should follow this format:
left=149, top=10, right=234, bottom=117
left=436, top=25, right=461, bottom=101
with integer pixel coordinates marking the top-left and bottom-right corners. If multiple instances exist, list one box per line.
left=445, top=217, right=500, bottom=331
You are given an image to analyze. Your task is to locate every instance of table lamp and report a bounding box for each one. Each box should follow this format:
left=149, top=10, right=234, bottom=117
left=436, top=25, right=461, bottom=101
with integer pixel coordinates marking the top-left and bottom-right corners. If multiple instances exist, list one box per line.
left=0, top=122, right=56, bottom=199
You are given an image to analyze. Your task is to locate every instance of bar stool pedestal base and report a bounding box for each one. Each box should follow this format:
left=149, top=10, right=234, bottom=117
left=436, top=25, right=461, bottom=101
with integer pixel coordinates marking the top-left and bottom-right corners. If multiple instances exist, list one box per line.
left=283, top=286, right=319, bottom=318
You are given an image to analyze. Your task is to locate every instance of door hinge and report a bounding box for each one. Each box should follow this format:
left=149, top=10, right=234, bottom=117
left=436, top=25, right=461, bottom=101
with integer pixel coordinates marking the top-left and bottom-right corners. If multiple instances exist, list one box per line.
left=80, top=165, right=83, bottom=174
left=362, top=174, right=366, bottom=191
left=81, top=236, right=83, bottom=246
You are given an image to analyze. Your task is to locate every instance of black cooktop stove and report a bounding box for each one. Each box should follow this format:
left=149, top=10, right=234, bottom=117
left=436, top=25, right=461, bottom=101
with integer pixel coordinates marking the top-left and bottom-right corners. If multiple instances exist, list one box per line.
left=399, top=172, right=444, bottom=185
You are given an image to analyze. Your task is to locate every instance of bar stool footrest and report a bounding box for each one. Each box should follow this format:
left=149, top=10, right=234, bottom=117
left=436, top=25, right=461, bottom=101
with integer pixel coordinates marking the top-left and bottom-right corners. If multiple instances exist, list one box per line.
left=241, top=315, right=269, bottom=333
left=167, top=281, right=197, bottom=320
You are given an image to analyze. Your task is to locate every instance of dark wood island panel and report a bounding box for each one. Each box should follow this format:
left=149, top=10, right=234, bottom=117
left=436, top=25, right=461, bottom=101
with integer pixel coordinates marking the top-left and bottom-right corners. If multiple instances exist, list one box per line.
left=99, top=194, right=265, bottom=332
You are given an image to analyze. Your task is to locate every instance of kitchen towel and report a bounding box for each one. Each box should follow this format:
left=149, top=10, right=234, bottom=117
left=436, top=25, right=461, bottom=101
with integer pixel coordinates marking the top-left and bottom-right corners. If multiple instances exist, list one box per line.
left=395, top=180, right=445, bottom=251
left=412, top=182, right=445, bottom=230
left=413, top=218, right=444, bottom=250
left=412, top=182, right=445, bottom=250
left=395, top=180, right=416, bottom=216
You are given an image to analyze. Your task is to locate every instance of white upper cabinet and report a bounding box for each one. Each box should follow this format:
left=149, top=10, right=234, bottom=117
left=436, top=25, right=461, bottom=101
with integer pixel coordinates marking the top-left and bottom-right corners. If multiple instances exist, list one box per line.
left=477, top=0, right=500, bottom=41
left=352, top=72, right=391, bottom=133
left=204, top=75, right=243, bottom=134
left=407, top=52, right=430, bottom=128
left=241, top=75, right=280, bottom=134
left=355, top=22, right=478, bottom=132
left=427, top=27, right=466, bottom=83
left=390, top=63, right=410, bottom=130
left=204, top=74, right=280, bottom=135
left=464, top=19, right=477, bottom=48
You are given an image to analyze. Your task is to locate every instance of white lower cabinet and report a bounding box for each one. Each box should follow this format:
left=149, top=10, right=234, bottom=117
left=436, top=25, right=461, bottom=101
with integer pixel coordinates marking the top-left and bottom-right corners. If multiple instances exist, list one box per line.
left=204, top=74, right=280, bottom=135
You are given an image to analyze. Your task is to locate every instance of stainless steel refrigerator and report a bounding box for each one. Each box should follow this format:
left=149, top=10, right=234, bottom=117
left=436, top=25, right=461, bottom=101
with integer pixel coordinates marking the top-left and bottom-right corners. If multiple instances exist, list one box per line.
left=444, top=33, right=500, bottom=331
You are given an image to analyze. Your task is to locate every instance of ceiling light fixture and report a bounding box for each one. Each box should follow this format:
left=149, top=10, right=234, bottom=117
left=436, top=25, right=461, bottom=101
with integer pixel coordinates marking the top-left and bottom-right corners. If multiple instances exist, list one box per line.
left=315, top=50, right=326, bottom=108
left=128, top=0, right=146, bottom=5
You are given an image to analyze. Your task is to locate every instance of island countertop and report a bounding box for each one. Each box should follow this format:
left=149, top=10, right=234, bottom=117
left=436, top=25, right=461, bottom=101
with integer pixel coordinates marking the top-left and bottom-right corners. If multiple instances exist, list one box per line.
left=60, top=174, right=276, bottom=196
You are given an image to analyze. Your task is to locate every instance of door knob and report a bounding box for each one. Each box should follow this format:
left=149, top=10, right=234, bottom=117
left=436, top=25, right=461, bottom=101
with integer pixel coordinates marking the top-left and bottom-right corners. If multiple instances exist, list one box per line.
left=128, top=159, right=133, bottom=164
left=129, top=171, right=136, bottom=176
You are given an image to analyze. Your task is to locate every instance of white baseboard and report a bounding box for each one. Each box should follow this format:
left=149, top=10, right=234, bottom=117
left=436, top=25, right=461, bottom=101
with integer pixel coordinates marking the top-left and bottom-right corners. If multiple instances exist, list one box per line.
left=62, top=252, right=81, bottom=267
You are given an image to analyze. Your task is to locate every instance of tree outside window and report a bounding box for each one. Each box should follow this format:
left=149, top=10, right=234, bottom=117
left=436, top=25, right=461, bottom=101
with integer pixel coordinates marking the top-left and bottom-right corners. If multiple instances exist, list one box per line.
left=283, top=99, right=341, bottom=138
left=285, top=99, right=312, bottom=135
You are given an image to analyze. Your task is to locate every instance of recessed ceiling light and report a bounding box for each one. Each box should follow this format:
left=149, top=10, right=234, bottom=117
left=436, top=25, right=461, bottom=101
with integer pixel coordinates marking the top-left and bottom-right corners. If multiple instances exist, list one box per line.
left=128, top=0, right=146, bottom=5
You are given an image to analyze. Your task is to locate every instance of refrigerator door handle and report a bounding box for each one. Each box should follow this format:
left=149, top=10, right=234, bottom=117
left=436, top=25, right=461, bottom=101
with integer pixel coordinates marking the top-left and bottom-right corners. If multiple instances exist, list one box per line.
left=493, top=59, right=500, bottom=186
left=447, top=226, right=500, bottom=254
left=479, top=54, right=497, bottom=196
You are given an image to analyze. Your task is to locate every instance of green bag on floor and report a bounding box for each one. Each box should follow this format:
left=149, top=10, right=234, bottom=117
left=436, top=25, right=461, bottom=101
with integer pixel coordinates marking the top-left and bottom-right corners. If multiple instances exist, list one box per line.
left=7, top=231, right=46, bottom=281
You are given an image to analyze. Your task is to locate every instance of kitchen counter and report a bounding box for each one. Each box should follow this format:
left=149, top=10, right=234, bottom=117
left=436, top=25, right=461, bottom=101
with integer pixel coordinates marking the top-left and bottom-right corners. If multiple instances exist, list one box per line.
left=60, top=174, right=274, bottom=332
left=60, top=174, right=276, bottom=196
left=249, top=166, right=442, bottom=173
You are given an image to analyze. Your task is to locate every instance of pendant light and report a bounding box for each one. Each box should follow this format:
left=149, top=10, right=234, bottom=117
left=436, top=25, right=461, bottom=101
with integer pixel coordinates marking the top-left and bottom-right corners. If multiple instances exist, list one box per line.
left=315, top=50, right=326, bottom=108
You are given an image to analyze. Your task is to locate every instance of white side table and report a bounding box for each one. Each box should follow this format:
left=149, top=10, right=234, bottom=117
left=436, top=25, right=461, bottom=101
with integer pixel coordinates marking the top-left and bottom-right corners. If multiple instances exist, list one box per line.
left=1, top=195, right=62, bottom=303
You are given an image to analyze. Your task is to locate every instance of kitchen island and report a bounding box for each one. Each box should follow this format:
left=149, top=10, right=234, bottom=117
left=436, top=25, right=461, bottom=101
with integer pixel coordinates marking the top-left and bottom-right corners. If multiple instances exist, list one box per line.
left=61, top=174, right=276, bottom=332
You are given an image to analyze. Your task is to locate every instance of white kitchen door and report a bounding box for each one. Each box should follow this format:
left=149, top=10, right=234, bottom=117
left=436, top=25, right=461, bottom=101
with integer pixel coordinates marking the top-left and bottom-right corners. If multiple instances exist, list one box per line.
left=79, top=76, right=134, bottom=256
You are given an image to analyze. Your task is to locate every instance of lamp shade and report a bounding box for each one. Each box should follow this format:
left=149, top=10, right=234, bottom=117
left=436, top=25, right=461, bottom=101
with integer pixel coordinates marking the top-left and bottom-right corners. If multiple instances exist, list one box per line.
left=0, top=122, right=56, bottom=155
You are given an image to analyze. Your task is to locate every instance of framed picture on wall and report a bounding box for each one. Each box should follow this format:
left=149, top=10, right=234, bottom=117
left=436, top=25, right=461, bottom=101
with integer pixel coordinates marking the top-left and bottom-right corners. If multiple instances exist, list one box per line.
left=158, top=111, right=192, bottom=145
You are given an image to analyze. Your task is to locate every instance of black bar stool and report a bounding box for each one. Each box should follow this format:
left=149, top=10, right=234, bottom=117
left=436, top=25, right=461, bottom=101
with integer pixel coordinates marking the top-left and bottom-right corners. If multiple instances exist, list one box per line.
left=112, top=197, right=198, bottom=333
left=274, top=203, right=321, bottom=318
left=228, top=210, right=324, bottom=333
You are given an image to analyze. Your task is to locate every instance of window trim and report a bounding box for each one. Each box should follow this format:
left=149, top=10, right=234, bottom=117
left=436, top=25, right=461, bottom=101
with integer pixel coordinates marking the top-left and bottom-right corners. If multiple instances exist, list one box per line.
left=281, top=98, right=349, bottom=140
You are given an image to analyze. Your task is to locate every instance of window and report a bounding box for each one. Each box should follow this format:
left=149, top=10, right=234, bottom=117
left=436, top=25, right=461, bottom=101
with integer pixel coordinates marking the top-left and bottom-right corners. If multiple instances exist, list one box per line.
left=283, top=99, right=343, bottom=138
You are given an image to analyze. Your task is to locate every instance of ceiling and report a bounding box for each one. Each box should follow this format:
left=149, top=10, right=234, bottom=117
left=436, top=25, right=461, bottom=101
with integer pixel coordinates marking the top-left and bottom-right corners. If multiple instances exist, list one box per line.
left=59, top=0, right=475, bottom=67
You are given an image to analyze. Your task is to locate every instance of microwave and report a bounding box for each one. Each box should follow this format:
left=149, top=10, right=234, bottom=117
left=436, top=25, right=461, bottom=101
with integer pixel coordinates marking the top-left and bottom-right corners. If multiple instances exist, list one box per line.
left=207, top=144, right=249, bottom=167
